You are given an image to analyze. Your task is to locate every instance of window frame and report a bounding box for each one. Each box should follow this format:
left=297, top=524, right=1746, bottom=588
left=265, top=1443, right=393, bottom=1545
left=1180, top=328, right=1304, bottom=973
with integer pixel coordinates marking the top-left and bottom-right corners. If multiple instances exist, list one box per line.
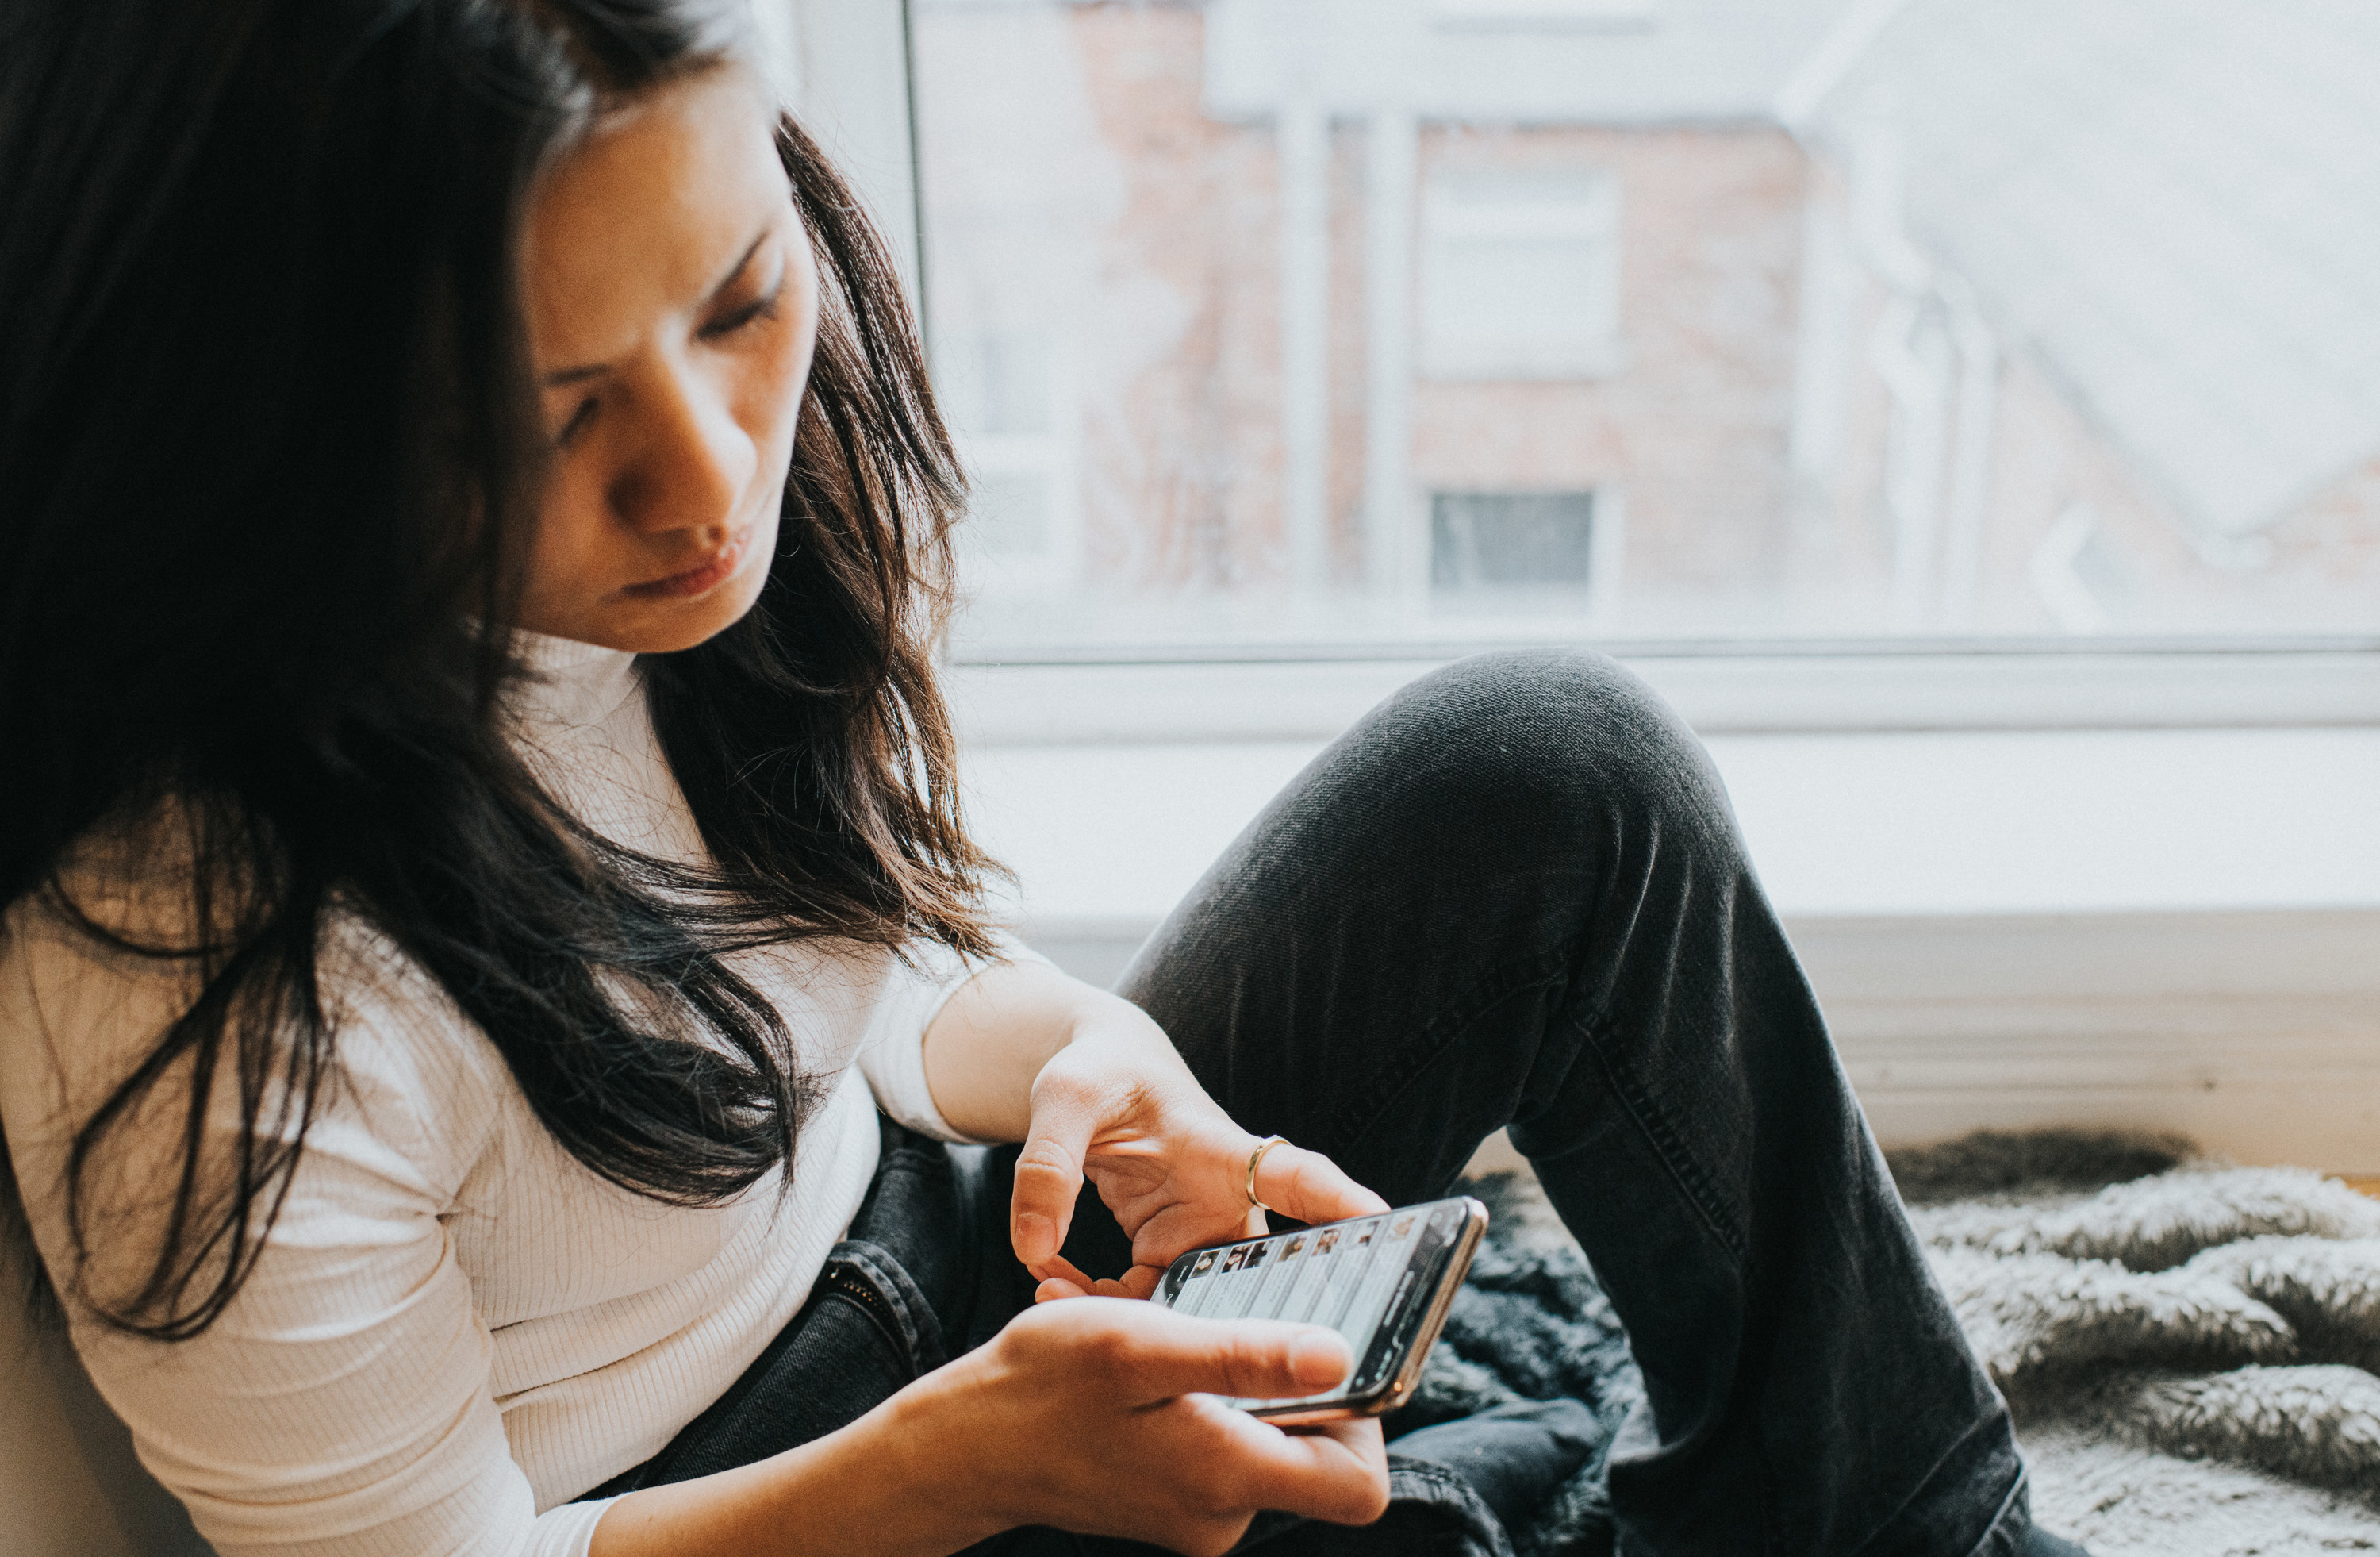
left=946, top=641, right=2380, bottom=745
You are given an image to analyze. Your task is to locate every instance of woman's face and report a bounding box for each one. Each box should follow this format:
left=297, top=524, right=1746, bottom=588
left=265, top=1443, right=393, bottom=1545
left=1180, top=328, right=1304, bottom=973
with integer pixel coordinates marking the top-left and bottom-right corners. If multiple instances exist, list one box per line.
left=513, top=66, right=819, bottom=653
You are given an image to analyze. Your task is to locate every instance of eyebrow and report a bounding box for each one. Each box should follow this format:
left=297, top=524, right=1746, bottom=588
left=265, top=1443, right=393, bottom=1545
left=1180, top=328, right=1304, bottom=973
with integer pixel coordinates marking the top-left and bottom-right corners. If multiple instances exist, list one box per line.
left=539, top=225, right=776, bottom=388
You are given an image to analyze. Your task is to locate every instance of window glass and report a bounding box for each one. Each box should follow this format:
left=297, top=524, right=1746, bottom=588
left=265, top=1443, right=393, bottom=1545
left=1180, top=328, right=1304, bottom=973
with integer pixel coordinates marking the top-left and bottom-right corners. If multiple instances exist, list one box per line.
left=1420, top=172, right=1622, bottom=381
left=912, top=0, right=2380, bottom=655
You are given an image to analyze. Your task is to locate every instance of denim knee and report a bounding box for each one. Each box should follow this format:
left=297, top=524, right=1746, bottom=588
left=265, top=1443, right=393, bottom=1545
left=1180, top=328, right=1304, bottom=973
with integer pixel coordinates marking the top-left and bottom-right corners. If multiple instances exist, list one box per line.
left=1342, top=649, right=1740, bottom=863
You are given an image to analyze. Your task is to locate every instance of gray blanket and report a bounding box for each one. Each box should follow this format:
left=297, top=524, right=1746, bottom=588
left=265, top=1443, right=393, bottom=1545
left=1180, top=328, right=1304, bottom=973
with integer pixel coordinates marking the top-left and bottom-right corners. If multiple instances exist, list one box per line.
left=1430, top=1134, right=2380, bottom=1555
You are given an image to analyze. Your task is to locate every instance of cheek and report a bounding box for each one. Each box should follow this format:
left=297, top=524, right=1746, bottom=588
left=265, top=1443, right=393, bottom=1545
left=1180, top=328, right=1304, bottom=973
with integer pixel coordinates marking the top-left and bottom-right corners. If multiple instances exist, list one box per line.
left=744, top=326, right=812, bottom=459
left=746, top=249, right=820, bottom=465
left=527, top=468, right=613, bottom=589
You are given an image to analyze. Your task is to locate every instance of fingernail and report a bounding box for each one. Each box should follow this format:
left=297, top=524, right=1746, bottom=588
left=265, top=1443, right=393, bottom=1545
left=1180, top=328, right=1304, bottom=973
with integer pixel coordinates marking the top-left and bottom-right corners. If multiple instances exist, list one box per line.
left=1016, top=1213, right=1056, bottom=1263
left=1288, top=1332, right=1351, bottom=1388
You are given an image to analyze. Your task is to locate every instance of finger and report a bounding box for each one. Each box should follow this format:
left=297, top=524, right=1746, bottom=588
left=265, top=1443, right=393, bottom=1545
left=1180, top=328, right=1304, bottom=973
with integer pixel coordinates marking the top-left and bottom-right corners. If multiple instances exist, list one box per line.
left=1012, top=1092, right=1101, bottom=1268
left=1222, top=1415, right=1390, bottom=1528
left=1252, top=1140, right=1389, bottom=1228
left=1105, top=1310, right=1354, bottom=1403
left=1030, top=1251, right=1100, bottom=1291
left=1035, top=1275, right=1090, bottom=1302
left=1116, top=1264, right=1163, bottom=1301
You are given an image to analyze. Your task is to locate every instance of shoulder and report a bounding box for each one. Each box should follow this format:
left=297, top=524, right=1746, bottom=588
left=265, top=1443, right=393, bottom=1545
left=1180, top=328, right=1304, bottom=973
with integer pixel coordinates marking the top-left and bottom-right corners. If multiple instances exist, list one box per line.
left=2, top=799, right=509, bottom=1213
left=2, top=796, right=218, bottom=1128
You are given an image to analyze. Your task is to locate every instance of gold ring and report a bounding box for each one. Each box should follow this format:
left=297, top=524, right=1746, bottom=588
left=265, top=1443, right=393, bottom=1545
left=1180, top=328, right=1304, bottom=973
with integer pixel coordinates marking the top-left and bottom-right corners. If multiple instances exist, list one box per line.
left=1246, top=1135, right=1288, bottom=1213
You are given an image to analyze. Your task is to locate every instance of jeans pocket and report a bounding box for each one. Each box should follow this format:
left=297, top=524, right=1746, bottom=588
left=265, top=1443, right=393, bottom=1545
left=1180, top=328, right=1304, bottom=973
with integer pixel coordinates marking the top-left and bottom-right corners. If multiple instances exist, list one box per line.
left=816, top=1237, right=950, bottom=1380
left=589, top=1236, right=955, bottom=1494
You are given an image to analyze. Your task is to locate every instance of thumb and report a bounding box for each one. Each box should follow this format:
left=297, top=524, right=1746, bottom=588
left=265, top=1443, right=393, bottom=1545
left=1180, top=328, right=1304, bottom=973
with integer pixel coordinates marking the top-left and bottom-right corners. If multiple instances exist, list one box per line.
left=1012, top=1089, right=1100, bottom=1270
left=1111, top=1310, right=1355, bottom=1405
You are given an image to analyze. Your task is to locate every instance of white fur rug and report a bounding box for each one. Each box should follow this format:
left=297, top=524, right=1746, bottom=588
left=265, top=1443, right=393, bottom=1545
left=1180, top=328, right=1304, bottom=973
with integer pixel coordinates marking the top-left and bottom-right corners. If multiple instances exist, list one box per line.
left=1888, top=1132, right=2380, bottom=1555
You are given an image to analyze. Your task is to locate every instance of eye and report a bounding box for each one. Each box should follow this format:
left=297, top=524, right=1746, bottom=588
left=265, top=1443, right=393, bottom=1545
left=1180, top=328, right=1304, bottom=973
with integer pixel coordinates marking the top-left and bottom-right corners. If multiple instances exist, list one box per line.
left=555, top=396, right=598, bottom=448
left=699, top=280, right=783, bottom=342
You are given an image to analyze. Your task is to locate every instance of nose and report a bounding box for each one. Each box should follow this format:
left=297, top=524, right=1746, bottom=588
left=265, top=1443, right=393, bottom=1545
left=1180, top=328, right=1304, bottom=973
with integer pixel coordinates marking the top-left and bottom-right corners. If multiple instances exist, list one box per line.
left=605, top=352, right=754, bottom=540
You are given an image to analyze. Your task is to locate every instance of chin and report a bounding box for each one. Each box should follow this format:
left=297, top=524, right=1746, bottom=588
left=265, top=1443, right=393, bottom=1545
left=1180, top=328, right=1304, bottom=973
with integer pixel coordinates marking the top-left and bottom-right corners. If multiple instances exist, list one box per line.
left=612, top=526, right=778, bottom=653
left=631, top=582, right=768, bottom=655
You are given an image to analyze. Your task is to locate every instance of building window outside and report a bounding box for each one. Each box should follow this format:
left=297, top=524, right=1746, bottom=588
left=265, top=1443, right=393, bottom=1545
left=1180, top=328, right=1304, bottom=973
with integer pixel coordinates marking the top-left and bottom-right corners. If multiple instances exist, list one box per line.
left=1430, top=490, right=1619, bottom=617
left=908, top=0, right=2380, bottom=658
left=1419, top=172, right=1624, bottom=383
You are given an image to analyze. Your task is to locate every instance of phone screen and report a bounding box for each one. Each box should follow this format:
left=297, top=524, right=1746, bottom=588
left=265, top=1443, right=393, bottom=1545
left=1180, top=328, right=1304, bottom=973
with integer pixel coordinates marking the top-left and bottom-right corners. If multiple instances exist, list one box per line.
left=1150, top=1197, right=1480, bottom=1413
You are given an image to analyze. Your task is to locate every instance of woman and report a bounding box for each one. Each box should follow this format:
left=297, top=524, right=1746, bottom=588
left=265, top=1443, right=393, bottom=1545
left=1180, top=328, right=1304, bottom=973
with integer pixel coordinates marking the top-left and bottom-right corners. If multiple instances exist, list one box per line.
left=0, top=2, right=2081, bottom=1554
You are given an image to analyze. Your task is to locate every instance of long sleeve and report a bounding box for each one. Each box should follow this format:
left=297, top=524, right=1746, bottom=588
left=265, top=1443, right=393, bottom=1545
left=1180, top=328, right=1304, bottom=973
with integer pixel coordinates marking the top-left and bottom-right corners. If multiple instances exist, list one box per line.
left=0, top=639, right=972, bottom=1557
left=1, top=903, right=630, bottom=1557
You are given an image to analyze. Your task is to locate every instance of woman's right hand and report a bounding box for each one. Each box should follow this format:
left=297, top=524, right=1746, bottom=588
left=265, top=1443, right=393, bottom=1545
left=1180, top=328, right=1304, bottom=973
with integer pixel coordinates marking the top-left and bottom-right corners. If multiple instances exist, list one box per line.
left=885, top=1296, right=1391, bottom=1555
left=590, top=1296, right=1388, bottom=1557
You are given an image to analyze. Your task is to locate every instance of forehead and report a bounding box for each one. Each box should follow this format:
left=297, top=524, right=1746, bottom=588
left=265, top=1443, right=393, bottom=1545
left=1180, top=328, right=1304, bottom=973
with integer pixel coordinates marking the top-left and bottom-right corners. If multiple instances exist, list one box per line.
left=520, top=67, right=786, bottom=348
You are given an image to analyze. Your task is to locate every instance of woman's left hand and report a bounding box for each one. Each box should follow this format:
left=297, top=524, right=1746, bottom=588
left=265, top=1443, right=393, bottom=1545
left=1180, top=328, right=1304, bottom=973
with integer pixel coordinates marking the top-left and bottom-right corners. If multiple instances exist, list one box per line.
left=1011, top=1005, right=1388, bottom=1301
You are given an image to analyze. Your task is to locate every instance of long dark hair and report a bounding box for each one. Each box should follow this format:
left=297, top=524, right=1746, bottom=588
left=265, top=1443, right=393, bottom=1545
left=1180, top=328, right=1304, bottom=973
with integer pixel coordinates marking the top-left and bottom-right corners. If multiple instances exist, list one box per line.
left=0, top=0, right=1000, bottom=1340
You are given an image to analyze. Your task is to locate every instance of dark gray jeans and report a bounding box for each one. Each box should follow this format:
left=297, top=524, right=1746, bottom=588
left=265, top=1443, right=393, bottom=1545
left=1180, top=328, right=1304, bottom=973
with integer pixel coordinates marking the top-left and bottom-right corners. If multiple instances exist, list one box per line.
left=586, top=651, right=2031, bottom=1555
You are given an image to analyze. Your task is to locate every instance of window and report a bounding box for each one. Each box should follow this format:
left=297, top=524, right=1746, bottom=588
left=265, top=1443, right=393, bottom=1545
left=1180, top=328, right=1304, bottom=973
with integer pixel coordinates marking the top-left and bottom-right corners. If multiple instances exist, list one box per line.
left=787, top=4, right=2380, bottom=1167
left=1430, top=490, right=1620, bottom=620
left=904, top=0, right=2380, bottom=662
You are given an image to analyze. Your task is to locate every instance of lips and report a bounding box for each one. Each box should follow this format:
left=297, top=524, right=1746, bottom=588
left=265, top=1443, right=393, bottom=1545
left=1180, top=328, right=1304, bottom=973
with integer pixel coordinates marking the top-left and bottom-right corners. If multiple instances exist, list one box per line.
left=626, top=526, right=754, bottom=601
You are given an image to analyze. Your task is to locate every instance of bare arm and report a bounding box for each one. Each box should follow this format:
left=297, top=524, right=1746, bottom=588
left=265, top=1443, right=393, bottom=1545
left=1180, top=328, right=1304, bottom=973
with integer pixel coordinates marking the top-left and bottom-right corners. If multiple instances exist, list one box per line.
left=589, top=1391, right=999, bottom=1557
left=919, top=957, right=1175, bottom=1146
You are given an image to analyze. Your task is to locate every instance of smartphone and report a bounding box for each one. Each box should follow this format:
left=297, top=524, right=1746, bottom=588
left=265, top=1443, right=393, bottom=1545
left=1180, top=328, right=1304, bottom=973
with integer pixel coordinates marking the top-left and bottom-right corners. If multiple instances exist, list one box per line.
left=1149, top=1195, right=1488, bottom=1422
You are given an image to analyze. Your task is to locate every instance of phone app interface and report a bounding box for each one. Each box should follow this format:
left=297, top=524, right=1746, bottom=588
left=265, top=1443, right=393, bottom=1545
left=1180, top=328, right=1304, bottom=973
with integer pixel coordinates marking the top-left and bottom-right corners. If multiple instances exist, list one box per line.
left=1156, top=1200, right=1468, bottom=1409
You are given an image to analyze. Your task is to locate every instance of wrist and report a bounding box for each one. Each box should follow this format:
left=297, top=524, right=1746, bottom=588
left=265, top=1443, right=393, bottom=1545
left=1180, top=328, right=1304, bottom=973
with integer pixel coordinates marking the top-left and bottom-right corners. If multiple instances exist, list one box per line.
left=1050, top=990, right=1183, bottom=1072
left=589, top=1374, right=1010, bottom=1557
left=873, top=1358, right=1027, bottom=1545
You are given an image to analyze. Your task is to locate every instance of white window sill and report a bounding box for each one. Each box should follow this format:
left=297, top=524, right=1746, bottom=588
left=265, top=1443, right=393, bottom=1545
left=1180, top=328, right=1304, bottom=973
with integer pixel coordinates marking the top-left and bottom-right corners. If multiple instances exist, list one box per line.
left=947, top=647, right=2380, bottom=744
left=959, top=720, right=2380, bottom=1171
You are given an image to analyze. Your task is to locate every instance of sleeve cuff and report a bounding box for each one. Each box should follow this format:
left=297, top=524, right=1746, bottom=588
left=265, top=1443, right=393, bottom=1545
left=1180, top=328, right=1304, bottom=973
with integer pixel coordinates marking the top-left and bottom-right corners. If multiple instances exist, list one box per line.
left=526, top=1497, right=619, bottom=1557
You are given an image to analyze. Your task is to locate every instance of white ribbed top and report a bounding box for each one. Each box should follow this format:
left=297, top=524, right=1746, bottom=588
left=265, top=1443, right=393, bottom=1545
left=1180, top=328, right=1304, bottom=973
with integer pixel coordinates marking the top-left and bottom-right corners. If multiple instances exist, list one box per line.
left=0, top=634, right=1010, bottom=1557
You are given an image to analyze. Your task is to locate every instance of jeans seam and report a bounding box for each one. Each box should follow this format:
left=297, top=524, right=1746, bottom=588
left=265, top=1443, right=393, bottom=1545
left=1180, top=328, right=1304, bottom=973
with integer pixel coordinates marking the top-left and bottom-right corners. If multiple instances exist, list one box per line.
left=1959, top=1468, right=2029, bottom=1557
left=1845, top=1408, right=2027, bottom=1557
left=1323, top=931, right=1751, bottom=1271
left=831, top=1240, right=950, bottom=1374
left=1567, top=1001, right=1749, bottom=1266
left=1323, top=935, right=1583, bottom=1154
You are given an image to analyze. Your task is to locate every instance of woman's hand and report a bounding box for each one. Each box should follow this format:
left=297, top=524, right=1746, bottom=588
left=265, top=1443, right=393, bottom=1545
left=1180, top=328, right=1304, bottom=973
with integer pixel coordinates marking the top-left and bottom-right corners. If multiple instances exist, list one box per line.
left=591, top=1294, right=1390, bottom=1557
left=1012, top=1005, right=1388, bottom=1299
left=892, top=1296, right=1390, bottom=1554
left=922, top=959, right=1388, bottom=1299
